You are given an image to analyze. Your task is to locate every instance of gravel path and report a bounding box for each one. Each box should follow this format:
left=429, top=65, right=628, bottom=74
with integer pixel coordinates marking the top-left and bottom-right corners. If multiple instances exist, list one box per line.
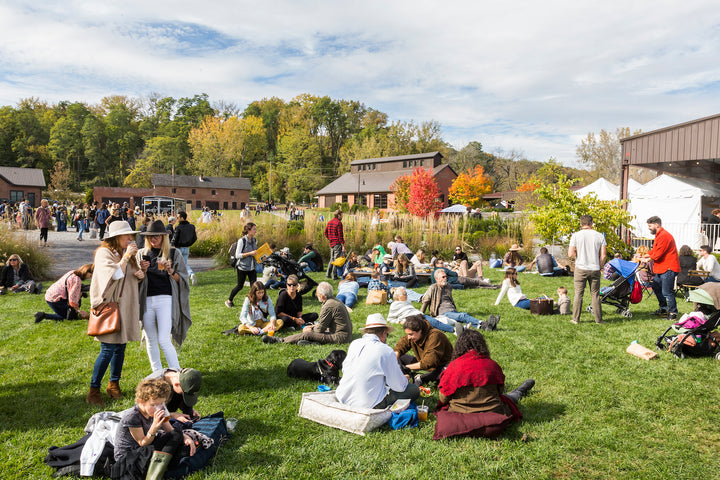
left=15, top=229, right=217, bottom=279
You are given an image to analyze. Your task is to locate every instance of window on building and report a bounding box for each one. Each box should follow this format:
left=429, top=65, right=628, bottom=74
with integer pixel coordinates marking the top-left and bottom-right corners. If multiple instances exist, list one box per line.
left=27, top=193, right=35, bottom=206
left=357, top=194, right=367, bottom=206
left=196, top=201, right=201, bottom=208
left=341, top=195, right=348, bottom=203
left=403, top=161, right=407, bottom=168
left=212, top=190, right=216, bottom=195
left=232, top=202, right=237, bottom=209
left=172, top=188, right=177, bottom=193
left=192, top=189, right=196, bottom=194
left=9, top=190, right=22, bottom=202
left=374, top=194, right=388, bottom=209
left=372, top=163, right=376, bottom=170
left=230, top=190, right=234, bottom=196
left=223, top=202, right=228, bottom=209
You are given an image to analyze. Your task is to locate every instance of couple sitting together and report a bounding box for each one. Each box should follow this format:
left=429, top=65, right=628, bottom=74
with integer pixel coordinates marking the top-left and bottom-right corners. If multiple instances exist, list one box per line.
left=336, top=313, right=534, bottom=438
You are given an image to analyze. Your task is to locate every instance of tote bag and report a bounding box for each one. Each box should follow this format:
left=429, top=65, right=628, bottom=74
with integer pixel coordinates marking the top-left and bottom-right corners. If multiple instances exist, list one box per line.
left=87, top=268, right=127, bottom=336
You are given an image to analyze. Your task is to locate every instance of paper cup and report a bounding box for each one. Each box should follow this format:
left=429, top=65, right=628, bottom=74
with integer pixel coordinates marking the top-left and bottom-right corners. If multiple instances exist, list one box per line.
left=417, top=405, right=429, bottom=421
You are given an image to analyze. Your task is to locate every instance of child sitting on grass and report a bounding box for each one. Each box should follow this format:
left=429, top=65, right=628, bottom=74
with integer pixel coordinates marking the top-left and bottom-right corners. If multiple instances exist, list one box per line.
left=554, top=286, right=571, bottom=315
left=368, top=271, right=390, bottom=293
left=112, top=377, right=196, bottom=479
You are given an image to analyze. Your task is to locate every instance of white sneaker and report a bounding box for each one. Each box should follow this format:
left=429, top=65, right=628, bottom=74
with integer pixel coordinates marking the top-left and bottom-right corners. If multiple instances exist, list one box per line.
left=346, top=305, right=353, bottom=313
left=190, top=273, right=197, bottom=285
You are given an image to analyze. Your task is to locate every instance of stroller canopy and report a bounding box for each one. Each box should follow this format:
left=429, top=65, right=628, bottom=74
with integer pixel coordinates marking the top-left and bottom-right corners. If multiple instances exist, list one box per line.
left=608, top=258, right=639, bottom=279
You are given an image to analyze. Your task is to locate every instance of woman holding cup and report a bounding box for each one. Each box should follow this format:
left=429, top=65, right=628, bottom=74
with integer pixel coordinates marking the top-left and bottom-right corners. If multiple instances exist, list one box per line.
left=137, top=219, right=192, bottom=373
left=87, top=221, right=144, bottom=406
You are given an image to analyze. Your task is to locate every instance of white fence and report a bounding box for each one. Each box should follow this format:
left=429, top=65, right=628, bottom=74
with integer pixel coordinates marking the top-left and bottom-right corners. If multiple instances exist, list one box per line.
left=631, top=223, right=720, bottom=252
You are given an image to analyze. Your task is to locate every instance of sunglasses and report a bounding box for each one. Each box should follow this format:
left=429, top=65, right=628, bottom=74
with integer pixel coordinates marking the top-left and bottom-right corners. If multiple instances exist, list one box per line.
left=286, top=283, right=298, bottom=287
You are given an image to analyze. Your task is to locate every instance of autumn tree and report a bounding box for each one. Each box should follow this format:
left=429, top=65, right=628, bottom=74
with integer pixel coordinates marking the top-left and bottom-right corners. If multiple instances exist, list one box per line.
left=576, top=127, right=646, bottom=183
left=389, top=173, right=412, bottom=213
left=407, top=168, right=443, bottom=217
left=449, top=165, right=493, bottom=207
left=48, top=161, right=72, bottom=193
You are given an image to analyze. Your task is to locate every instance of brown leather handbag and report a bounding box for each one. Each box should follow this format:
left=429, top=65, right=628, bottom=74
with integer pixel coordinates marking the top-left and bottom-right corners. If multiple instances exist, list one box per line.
left=87, top=268, right=127, bottom=336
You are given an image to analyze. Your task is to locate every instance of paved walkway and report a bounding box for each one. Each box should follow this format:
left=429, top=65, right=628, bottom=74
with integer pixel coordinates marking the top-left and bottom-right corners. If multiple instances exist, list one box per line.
left=14, top=228, right=216, bottom=279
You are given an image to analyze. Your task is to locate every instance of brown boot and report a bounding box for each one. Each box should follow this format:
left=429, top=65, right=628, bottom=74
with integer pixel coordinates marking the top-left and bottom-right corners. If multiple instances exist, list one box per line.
left=106, top=381, right=124, bottom=399
left=86, top=387, right=104, bottom=406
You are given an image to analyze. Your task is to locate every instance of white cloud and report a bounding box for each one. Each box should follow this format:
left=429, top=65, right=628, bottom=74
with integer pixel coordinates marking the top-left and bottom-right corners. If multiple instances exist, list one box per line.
left=0, top=0, right=719, bottom=165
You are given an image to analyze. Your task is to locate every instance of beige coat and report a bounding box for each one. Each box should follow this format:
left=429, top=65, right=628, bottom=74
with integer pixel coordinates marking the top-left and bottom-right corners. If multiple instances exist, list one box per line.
left=89, top=247, right=142, bottom=344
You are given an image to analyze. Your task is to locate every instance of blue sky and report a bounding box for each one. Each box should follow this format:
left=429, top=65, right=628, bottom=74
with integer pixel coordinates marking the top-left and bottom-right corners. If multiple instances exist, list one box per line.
left=1, top=0, right=719, bottom=167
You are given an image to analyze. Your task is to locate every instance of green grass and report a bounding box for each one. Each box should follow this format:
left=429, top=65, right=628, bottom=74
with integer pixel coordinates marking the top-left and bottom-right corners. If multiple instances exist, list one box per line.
left=1, top=268, right=718, bottom=479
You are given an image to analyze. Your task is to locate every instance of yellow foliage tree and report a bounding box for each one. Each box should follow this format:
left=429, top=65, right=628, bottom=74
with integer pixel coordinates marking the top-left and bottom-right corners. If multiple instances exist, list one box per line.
left=448, top=165, right=493, bottom=207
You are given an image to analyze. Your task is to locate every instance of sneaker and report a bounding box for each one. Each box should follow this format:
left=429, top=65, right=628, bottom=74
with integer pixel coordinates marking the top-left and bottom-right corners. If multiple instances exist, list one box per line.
left=570, top=319, right=579, bottom=324
left=454, top=322, right=464, bottom=337
left=653, top=308, right=668, bottom=316
left=413, top=374, right=423, bottom=386
left=190, top=273, right=197, bottom=286
left=225, top=300, right=234, bottom=308
left=484, top=315, right=500, bottom=331
left=297, top=340, right=319, bottom=346
left=34, top=311, right=45, bottom=323
left=667, top=312, right=678, bottom=321
left=221, top=326, right=239, bottom=335
left=346, top=305, right=353, bottom=313
left=262, top=335, right=283, bottom=344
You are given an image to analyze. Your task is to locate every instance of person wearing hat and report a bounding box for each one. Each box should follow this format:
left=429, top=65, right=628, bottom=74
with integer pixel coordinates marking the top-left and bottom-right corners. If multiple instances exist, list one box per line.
left=87, top=220, right=144, bottom=406
left=144, top=367, right=203, bottom=421
left=335, top=313, right=420, bottom=409
left=137, top=219, right=192, bottom=373
left=502, top=244, right=526, bottom=272
left=379, top=254, right=394, bottom=281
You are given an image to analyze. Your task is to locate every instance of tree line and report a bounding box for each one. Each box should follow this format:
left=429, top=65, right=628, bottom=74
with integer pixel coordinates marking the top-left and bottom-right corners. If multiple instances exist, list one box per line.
left=1, top=93, right=600, bottom=204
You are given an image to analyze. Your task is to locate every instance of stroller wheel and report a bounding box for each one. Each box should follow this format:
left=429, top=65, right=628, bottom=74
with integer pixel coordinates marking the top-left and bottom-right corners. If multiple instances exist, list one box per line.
left=622, top=310, right=633, bottom=318
left=715, top=352, right=720, bottom=360
left=586, top=306, right=593, bottom=314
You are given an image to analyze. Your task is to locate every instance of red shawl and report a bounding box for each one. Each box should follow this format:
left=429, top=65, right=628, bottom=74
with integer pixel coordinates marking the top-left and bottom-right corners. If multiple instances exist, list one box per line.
left=439, top=351, right=505, bottom=397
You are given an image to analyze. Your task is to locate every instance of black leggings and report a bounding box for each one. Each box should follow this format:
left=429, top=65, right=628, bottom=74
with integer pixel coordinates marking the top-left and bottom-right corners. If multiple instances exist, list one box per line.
left=39, top=227, right=48, bottom=243
left=229, top=269, right=257, bottom=302
left=152, top=429, right=188, bottom=468
left=399, top=354, right=447, bottom=384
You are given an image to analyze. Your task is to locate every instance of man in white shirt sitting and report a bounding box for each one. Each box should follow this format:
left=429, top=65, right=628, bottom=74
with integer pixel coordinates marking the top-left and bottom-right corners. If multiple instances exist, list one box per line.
left=697, top=245, right=720, bottom=282
left=335, top=314, right=420, bottom=409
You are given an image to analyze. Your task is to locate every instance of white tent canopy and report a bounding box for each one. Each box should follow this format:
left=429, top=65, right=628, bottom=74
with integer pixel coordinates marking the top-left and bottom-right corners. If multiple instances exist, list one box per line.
left=576, top=178, right=620, bottom=201
left=628, top=175, right=720, bottom=249
left=441, top=204, right=469, bottom=213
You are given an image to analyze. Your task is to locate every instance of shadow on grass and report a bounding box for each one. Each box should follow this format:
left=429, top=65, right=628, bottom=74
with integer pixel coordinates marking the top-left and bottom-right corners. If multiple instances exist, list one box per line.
left=203, top=365, right=296, bottom=395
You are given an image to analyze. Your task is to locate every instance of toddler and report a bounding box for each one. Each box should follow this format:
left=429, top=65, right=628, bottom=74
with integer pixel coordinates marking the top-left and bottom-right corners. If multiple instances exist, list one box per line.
left=554, top=286, right=571, bottom=315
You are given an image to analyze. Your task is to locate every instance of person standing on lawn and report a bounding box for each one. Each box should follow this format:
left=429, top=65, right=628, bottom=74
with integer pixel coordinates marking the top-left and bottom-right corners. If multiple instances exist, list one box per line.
left=324, top=209, right=345, bottom=280
left=568, top=214, right=607, bottom=324
left=226, top=222, right=258, bottom=308
left=642, top=216, right=681, bottom=320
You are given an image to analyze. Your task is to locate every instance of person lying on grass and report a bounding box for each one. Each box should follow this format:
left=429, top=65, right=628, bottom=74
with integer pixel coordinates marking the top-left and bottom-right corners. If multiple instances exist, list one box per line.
left=112, top=378, right=196, bottom=480
left=422, top=269, right=498, bottom=330
left=387, top=287, right=457, bottom=335
left=394, top=314, right=453, bottom=386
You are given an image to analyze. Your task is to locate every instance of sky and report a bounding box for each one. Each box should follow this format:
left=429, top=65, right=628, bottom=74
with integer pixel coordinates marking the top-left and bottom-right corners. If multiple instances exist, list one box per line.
left=1, top=0, right=719, bottom=167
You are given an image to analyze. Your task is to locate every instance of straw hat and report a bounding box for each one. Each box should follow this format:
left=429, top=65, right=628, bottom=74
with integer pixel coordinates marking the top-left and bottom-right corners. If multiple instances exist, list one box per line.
left=509, top=244, right=521, bottom=251
left=362, top=313, right=392, bottom=333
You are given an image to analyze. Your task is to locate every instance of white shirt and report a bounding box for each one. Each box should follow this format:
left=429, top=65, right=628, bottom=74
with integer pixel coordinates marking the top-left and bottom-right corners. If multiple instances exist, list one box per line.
left=569, top=228, right=606, bottom=271
left=697, top=254, right=720, bottom=280
left=495, top=278, right=527, bottom=306
left=335, top=334, right=409, bottom=409
left=201, top=211, right=212, bottom=223
left=386, top=300, right=423, bottom=324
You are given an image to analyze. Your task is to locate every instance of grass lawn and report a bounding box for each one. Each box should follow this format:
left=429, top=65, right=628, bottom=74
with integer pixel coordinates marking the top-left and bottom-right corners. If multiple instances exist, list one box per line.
left=1, top=267, right=719, bottom=479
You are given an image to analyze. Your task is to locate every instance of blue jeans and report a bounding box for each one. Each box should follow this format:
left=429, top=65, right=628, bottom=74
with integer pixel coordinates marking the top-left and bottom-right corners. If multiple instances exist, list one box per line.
left=424, top=315, right=454, bottom=332
left=179, top=246, right=194, bottom=275
left=515, top=298, right=531, bottom=309
left=442, top=310, right=482, bottom=327
left=652, top=270, right=678, bottom=314
left=303, top=260, right=318, bottom=272
left=77, top=220, right=86, bottom=239
left=91, top=342, right=127, bottom=388
left=45, top=300, right=74, bottom=320
left=336, top=292, right=357, bottom=308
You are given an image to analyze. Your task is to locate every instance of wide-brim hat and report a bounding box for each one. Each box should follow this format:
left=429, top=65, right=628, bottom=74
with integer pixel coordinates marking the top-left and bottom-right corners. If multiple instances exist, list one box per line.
left=139, top=219, right=170, bottom=236
left=105, top=221, right=139, bottom=239
left=383, top=254, right=393, bottom=262
left=178, top=368, right=202, bottom=407
left=362, top=313, right=392, bottom=333
left=509, top=244, right=521, bottom=251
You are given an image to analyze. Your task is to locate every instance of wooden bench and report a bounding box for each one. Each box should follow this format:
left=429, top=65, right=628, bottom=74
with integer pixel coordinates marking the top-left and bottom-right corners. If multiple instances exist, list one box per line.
left=677, top=270, right=710, bottom=301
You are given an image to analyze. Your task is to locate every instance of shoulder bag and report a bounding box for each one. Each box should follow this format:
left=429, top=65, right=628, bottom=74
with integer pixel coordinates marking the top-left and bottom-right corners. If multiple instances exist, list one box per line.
left=87, top=267, right=127, bottom=336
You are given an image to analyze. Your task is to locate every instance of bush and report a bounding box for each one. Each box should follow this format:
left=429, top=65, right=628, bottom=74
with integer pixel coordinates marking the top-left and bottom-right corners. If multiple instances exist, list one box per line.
left=0, top=229, right=53, bottom=280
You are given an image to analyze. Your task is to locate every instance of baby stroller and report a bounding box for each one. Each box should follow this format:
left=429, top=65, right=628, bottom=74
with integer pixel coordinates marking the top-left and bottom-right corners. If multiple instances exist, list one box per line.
left=262, top=252, right=318, bottom=296
left=588, top=258, right=642, bottom=318
left=655, top=287, right=720, bottom=359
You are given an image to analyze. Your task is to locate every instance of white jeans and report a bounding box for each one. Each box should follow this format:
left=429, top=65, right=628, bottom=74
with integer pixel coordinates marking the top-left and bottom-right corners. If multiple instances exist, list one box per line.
left=143, top=295, right=180, bottom=372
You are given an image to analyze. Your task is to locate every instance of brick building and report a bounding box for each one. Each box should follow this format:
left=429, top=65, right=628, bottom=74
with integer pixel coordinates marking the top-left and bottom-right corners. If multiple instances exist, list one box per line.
left=0, top=167, right=46, bottom=206
left=93, top=174, right=251, bottom=211
left=316, top=152, right=457, bottom=210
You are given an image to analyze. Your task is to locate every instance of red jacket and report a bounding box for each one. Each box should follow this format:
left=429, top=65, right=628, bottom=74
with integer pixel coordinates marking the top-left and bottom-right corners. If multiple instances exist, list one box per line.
left=648, top=227, right=680, bottom=274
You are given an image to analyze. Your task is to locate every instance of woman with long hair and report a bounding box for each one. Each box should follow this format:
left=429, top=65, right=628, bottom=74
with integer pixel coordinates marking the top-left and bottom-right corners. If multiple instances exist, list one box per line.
left=393, top=253, right=418, bottom=288
left=676, top=244, right=703, bottom=287
left=224, top=281, right=281, bottom=335
left=494, top=267, right=530, bottom=309
left=336, top=272, right=360, bottom=309
left=502, top=244, right=526, bottom=272
left=137, top=220, right=191, bottom=373
left=35, top=263, right=94, bottom=322
left=87, top=221, right=143, bottom=406
left=226, top=222, right=258, bottom=308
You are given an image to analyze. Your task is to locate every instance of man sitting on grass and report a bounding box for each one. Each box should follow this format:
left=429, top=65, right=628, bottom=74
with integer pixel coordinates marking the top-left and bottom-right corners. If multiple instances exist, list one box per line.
left=395, top=314, right=454, bottom=386
left=422, top=269, right=498, bottom=331
left=387, top=287, right=459, bottom=335
left=336, top=313, right=420, bottom=409
left=263, top=282, right=352, bottom=345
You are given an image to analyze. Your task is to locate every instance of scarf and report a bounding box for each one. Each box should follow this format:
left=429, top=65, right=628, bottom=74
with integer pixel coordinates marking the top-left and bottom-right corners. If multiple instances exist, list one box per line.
left=439, top=351, right=505, bottom=397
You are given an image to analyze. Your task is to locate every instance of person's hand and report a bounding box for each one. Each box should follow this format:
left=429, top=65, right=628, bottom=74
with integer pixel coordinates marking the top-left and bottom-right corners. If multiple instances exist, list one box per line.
left=183, top=434, right=197, bottom=456
left=151, top=407, right=165, bottom=430
left=192, top=409, right=200, bottom=419
left=78, top=310, right=89, bottom=319
left=251, top=326, right=260, bottom=334
left=296, top=316, right=305, bottom=326
left=249, top=250, right=257, bottom=256
left=125, top=241, right=138, bottom=257
left=303, top=325, right=313, bottom=333
left=172, top=412, right=192, bottom=422
left=134, top=270, right=145, bottom=280
left=139, top=259, right=150, bottom=271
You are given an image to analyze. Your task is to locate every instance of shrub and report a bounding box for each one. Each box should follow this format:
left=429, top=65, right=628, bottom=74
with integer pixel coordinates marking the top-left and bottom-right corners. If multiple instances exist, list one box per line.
left=0, top=229, right=53, bottom=280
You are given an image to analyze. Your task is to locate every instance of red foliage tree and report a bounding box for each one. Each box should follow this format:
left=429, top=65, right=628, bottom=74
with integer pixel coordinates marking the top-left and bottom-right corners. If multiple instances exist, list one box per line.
left=407, top=168, right=443, bottom=217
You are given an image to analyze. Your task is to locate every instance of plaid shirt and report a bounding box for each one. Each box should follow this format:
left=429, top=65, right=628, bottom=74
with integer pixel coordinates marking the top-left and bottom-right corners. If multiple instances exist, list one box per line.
left=324, top=218, right=344, bottom=247
left=367, top=279, right=390, bottom=292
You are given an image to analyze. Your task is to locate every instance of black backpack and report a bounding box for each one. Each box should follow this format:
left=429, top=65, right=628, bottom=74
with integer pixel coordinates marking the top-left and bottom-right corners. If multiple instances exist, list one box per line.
left=229, top=241, right=238, bottom=267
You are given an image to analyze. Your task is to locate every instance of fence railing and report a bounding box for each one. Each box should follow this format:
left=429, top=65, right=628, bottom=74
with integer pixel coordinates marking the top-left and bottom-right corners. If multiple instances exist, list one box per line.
left=630, top=222, right=720, bottom=252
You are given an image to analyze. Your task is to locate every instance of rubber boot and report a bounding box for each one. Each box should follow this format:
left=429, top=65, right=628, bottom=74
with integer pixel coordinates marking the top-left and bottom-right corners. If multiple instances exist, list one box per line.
left=86, top=387, right=104, bottom=406
left=106, top=381, right=124, bottom=399
left=145, top=451, right=172, bottom=480
left=505, top=379, right=535, bottom=404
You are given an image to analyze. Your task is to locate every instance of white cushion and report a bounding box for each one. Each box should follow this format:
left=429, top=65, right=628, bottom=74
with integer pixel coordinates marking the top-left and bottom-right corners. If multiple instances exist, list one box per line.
left=298, top=391, right=392, bottom=436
